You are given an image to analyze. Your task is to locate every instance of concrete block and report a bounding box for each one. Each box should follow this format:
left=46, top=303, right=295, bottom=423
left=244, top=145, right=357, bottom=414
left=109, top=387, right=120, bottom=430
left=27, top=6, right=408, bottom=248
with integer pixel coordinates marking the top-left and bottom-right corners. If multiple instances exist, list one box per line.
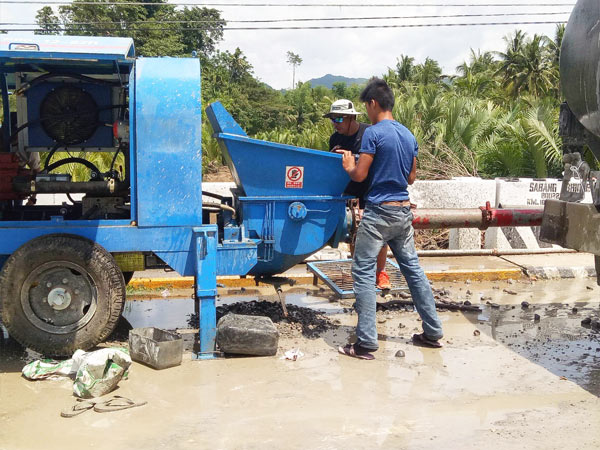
left=216, top=313, right=279, bottom=356
left=409, top=177, right=496, bottom=209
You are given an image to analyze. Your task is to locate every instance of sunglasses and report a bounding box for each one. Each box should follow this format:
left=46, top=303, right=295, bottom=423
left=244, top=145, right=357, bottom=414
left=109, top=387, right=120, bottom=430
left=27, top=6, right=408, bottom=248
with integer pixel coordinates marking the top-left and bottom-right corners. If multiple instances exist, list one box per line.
left=330, top=117, right=345, bottom=123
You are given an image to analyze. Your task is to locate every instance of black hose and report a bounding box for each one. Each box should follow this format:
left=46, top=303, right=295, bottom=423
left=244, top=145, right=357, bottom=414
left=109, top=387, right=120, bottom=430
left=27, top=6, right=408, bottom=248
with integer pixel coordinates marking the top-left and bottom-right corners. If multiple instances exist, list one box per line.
left=66, top=193, right=79, bottom=205
left=43, top=142, right=64, bottom=172
left=45, top=158, right=103, bottom=180
left=109, top=147, right=121, bottom=173
left=202, top=191, right=226, bottom=201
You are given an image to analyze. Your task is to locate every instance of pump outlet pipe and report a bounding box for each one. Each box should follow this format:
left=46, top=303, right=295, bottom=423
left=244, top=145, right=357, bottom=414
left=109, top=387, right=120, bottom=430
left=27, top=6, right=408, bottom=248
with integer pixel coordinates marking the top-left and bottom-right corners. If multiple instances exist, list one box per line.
left=410, top=202, right=543, bottom=230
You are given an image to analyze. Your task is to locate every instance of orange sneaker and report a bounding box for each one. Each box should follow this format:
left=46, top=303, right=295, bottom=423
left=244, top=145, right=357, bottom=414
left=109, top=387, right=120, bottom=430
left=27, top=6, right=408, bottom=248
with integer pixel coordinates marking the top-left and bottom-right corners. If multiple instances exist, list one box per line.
left=376, top=270, right=391, bottom=289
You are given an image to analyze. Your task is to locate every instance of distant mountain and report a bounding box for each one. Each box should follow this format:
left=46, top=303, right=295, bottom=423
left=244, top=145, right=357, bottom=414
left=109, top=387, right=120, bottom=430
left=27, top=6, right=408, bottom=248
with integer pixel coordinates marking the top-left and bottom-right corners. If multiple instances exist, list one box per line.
left=308, top=74, right=368, bottom=89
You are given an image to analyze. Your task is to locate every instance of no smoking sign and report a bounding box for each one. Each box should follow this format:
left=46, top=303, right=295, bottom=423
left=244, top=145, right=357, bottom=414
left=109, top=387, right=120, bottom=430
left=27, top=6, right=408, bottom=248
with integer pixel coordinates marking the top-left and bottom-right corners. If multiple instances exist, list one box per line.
left=285, top=166, right=304, bottom=189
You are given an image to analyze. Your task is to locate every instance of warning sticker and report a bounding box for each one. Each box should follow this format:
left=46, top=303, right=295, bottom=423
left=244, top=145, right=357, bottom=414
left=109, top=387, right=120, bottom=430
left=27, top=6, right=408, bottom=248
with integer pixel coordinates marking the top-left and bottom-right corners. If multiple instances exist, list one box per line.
left=285, top=166, right=304, bottom=189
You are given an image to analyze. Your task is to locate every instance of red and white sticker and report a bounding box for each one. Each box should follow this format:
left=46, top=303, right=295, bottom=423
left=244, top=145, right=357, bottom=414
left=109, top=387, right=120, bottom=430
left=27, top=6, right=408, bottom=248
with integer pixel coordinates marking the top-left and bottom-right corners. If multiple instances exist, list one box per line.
left=285, top=166, right=304, bottom=189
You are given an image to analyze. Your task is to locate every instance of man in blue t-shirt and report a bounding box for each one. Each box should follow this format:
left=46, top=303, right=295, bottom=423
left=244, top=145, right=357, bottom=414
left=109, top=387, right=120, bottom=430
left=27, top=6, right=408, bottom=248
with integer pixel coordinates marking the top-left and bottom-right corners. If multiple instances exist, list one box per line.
left=324, top=99, right=391, bottom=289
left=335, top=78, right=443, bottom=360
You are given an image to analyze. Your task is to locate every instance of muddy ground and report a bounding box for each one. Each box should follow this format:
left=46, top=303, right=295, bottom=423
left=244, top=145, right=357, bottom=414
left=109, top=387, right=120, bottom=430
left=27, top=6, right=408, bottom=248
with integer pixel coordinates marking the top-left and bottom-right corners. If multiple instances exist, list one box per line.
left=1, top=278, right=600, bottom=449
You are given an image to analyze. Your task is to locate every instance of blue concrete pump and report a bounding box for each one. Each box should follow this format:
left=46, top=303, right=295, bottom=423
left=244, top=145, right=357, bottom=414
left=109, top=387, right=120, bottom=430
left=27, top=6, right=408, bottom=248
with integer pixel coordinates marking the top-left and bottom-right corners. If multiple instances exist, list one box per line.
left=0, top=35, right=350, bottom=357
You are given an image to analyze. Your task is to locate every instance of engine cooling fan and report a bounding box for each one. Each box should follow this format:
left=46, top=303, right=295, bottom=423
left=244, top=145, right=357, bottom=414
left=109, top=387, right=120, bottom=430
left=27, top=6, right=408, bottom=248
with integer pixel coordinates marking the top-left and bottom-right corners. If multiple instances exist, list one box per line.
left=39, top=85, right=100, bottom=145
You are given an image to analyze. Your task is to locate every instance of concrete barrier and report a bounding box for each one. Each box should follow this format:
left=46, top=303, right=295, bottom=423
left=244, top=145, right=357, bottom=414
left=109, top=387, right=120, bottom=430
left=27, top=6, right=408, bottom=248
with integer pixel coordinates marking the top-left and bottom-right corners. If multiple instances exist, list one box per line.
left=484, top=178, right=592, bottom=250
left=408, top=178, right=496, bottom=249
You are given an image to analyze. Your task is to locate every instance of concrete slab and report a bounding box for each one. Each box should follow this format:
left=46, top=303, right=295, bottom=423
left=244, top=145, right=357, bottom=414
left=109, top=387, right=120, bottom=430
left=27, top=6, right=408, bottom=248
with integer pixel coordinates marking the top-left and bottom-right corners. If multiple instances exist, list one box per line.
left=503, top=252, right=597, bottom=279
left=418, top=255, right=518, bottom=272
left=418, top=255, right=523, bottom=281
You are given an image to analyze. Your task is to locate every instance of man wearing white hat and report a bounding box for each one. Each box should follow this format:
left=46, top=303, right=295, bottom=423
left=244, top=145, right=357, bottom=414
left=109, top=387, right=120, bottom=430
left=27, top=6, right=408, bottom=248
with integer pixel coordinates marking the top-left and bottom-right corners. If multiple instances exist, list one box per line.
left=324, top=99, right=391, bottom=289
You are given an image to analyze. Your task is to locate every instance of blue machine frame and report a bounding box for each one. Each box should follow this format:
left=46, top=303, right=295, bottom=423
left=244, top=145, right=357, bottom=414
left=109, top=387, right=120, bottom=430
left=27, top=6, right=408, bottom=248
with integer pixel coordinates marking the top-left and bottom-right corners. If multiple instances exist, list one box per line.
left=0, top=36, right=258, bottom=357
left=0, top=36, right=352, bottom=358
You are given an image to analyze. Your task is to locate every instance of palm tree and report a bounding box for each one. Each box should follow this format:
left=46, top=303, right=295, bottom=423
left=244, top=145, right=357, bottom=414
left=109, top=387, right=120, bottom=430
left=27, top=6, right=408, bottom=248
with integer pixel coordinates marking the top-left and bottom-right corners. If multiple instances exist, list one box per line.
left=286, top=51, right=302, bottom=89
left=396, top=55, right=415, bottom=82
left=414, top=57, right=442, bottom=85
left=495, top=30, right=556, bottom=99
left=495, top=30, right=528, bottom=97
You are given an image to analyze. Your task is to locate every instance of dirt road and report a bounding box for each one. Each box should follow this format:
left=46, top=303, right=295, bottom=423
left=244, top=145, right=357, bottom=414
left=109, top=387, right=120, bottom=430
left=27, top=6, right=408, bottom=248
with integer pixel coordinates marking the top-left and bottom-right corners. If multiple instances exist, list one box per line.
left=1, top=279, right=599, bottom=449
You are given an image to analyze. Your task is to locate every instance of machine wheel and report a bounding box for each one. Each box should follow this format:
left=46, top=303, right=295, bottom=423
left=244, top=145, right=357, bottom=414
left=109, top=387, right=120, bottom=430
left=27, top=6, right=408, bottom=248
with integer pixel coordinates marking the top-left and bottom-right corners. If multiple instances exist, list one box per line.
left=0, top=234, right=125, bottom=356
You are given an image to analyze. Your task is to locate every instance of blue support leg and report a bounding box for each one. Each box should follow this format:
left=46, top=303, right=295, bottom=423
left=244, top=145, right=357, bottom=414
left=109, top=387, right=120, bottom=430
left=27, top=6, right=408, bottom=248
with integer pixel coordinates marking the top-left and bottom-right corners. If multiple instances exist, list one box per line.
left=193, top=227, right=218, bottom=360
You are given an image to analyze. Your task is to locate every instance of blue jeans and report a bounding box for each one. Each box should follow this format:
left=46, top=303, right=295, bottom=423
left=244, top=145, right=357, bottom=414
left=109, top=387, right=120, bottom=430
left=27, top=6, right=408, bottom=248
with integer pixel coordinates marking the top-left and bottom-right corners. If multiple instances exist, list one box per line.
left=351, top=203, right=443, bottom=350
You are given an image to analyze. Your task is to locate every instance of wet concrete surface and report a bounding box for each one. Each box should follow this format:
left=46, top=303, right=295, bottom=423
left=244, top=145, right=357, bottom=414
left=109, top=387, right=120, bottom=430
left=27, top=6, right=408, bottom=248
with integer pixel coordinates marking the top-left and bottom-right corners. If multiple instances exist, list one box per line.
left=1, top=278, right=600, bottom=449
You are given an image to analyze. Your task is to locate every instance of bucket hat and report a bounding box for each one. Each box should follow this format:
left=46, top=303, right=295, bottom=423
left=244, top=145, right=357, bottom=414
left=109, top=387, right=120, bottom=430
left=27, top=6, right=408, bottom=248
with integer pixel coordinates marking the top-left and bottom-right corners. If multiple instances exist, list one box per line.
left=323, top=99, right=361, bottom=118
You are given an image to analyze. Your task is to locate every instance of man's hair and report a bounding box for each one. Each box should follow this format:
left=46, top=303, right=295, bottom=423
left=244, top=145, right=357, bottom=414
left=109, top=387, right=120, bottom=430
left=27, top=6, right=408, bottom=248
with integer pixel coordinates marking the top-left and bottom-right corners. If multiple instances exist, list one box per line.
left=359, top=78, right=395, bottom=111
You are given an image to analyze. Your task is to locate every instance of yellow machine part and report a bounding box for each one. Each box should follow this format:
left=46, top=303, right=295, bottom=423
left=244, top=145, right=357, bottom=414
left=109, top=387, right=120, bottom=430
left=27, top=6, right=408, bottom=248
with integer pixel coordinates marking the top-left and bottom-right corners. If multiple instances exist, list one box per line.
left=112, top=252, right=146, bottom=272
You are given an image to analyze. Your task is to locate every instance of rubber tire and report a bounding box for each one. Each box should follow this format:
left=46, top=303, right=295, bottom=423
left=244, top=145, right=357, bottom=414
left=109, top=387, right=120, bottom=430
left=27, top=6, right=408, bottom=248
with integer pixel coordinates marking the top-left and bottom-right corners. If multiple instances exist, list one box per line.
left=0, top=234, right=125, bottom=356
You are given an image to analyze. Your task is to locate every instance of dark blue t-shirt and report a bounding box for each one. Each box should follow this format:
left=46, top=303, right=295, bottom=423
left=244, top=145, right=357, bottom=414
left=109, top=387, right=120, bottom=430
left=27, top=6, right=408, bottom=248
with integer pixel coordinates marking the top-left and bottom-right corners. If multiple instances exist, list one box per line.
left=359, top=119, right=418, bottom=203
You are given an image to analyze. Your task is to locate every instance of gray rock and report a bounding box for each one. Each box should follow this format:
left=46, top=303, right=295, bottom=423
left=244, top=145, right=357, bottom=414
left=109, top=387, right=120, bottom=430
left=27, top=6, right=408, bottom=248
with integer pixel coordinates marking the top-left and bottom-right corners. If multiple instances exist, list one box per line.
left=395, top=350, right=405, bottom=358
left=216, top=313, right=279, bottom=356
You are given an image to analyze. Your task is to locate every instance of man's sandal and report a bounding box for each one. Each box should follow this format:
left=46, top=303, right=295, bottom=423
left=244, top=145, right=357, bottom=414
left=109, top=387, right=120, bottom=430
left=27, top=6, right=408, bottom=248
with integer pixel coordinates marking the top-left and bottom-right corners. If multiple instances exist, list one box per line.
left=60, top=399, right=96, bottom=418
left=412, top=333, right=443, bottom=348
left=338, top=344, right=375, bottom=360
left=61, top=396, right=146, bottom=417
left=93, top=395, right=147, bottom=413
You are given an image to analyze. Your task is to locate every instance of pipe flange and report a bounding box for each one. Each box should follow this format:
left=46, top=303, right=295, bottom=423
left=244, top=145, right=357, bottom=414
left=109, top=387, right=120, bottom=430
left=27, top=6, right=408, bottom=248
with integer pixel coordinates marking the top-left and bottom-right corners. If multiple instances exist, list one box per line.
left=288, top=202, right=307, bottom=221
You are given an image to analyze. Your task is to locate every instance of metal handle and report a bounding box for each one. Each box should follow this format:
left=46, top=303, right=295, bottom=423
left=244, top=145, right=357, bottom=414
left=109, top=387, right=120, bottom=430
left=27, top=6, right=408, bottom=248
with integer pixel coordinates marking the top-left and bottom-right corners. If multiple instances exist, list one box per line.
left=8, top=42, right=40, bottom=51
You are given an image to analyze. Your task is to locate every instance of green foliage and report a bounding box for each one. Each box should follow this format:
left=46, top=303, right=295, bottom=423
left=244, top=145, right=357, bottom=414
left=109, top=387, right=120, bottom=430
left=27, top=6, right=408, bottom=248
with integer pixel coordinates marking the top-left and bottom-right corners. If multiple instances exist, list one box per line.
left=35, top=0, right=224, bottom=57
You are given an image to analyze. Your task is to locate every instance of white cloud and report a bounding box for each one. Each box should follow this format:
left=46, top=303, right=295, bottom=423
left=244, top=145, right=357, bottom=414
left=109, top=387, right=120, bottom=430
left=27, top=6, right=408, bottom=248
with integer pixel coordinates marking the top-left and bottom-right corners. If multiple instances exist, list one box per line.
left=1, top=0, right=569, bottom=89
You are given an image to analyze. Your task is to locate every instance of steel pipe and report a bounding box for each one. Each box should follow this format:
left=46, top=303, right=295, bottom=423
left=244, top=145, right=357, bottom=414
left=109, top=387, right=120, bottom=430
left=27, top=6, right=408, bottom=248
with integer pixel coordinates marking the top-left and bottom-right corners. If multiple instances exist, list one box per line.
left=414, top=248, right=576, bottom=257
left=13, top=180, right=127, bottom=195
left=411, top=205, right=544, bottom=230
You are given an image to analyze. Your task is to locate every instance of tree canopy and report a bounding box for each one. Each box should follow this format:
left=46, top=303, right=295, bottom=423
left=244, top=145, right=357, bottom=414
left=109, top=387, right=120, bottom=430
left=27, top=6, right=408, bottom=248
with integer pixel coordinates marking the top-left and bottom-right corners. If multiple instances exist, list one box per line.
left=35, top=0, right=224, bottom=57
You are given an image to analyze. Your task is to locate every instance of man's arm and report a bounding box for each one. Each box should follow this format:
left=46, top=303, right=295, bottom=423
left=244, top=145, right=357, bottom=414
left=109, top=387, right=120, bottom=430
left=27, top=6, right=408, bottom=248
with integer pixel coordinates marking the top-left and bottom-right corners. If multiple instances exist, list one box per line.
left=408, top=156, right=417, bottom=185
left=336, top=150, right=374, bottom=182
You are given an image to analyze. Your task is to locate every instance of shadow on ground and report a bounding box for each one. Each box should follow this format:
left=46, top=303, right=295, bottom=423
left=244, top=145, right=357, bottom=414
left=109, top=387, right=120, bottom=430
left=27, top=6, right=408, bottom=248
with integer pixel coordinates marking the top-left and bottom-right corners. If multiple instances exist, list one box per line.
left=465, top=301, right=600, bottom=397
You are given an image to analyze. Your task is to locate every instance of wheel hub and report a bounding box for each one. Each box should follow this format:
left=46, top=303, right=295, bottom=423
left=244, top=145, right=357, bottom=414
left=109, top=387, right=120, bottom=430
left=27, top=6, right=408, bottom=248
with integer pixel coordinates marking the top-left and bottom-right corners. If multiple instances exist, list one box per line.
left=21, top=261, right=98, bottom=334
left=47, top=287, right=72, bottom=310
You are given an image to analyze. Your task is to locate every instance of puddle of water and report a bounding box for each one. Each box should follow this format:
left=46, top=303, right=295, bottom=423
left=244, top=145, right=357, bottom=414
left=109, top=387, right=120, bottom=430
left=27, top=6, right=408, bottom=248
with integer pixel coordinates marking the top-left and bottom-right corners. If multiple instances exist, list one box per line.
left=218, top=292, right=346, bottom=315
left=122, top=298, right=196, bottom=330
left=471, top=302, right=600, bottom=396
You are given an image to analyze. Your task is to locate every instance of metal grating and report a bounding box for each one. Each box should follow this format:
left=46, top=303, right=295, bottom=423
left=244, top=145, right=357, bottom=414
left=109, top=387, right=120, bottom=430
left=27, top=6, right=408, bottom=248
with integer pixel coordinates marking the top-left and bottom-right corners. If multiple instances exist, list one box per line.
left=307, top=259, right=409, bottom=299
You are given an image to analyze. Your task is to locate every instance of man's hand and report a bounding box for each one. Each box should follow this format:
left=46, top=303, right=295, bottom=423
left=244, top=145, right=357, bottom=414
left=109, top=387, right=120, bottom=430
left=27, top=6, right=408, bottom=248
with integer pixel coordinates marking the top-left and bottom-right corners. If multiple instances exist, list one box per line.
left=335, top=149, right=356, bottom=173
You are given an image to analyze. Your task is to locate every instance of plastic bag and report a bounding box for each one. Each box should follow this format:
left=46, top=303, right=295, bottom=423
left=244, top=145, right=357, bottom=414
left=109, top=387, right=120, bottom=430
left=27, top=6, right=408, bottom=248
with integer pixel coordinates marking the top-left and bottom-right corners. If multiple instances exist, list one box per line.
left=72, top=348, right=131, bottom=398
left=22, top=348, right=131, bottom=398
left=22, top=358, right=75, bottom=380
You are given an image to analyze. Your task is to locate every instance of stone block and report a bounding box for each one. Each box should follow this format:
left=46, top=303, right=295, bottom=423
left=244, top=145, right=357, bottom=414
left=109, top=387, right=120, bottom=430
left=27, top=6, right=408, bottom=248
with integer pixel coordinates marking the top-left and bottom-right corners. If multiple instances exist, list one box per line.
left=216, top=313, right=279, bottom=356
